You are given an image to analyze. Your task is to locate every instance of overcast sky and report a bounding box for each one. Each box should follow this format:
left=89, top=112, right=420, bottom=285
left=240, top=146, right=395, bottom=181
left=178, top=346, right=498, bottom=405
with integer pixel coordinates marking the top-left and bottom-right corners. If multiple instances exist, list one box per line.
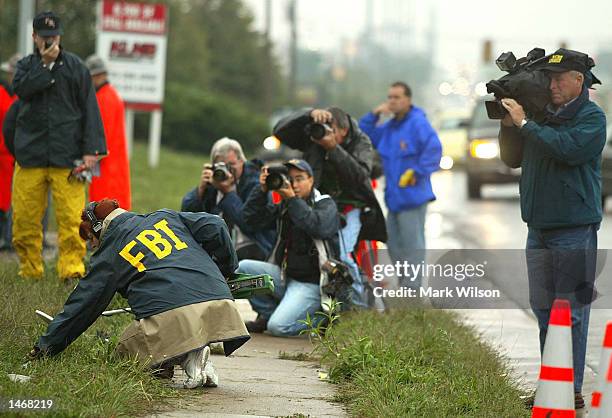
left=244, top=0, right=612, bottom=76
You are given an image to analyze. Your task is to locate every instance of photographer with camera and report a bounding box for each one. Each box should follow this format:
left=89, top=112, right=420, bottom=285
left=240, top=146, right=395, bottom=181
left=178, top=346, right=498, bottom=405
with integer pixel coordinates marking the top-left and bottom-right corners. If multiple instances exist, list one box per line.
left=11, top=11, right=106, bottom=281
left=237, top=159, right=340, bottom=336
left=181, top=137, right=275, bottom=261
left=273, top=107, right=386, bottom=309
left=497, top=48, right=606, bottom=410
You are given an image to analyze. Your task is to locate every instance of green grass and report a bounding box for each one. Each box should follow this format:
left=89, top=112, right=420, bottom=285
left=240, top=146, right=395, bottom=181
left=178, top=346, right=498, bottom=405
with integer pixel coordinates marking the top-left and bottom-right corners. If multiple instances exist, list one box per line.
left=0, top=144, right=208, bottom=416
left=0, top=263, right=182, bottom=417
left=310, top=308, right=530, bottom=418
left=130, top=141, right=208, bottom=213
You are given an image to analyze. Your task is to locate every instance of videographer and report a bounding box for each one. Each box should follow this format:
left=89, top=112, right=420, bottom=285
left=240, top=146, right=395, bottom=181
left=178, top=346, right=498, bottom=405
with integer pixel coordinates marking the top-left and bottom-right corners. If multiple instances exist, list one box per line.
left=181, top=137, right=275, bottom=261
left=237, top=159, right=340, bottom=336
left=28, top=199, right=250, bottom=389
left=273, top=107, right=386, bottom=309
left=498, top=48, right=606, bottom=410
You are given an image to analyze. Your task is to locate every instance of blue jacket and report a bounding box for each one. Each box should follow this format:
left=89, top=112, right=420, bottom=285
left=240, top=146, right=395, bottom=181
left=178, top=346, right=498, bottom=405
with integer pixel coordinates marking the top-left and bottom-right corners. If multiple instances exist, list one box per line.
left=359, top=106, right=442, bottom=212
left=181, top=160, right=276, bottom=256
left=37, top=210, right=249, bottom=357
left=499, top=88, right=607, bottom=229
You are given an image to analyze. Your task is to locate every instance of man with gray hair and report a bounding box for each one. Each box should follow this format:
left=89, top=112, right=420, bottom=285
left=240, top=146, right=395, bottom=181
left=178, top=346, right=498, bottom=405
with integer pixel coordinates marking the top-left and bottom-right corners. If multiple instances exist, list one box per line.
left=181, top=137, right=275, bottom=261
left=498, top=48, right=606, bottom=410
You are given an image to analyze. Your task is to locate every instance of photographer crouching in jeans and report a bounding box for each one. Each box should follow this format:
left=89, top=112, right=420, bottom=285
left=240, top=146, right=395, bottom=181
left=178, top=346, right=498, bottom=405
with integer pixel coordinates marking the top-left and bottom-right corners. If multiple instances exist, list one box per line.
left=237, top=159, right=340, bottom=336
left=181, top=137, right=275, bottom=261
left=498, top=48, right=606, bottom=411
left=273, top=107, right=386, bottom=309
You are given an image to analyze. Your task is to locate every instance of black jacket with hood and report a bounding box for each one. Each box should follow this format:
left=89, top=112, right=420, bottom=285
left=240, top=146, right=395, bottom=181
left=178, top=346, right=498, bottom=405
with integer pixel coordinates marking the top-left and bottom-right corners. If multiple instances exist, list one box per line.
left=273, top=109, right=387, bottom=242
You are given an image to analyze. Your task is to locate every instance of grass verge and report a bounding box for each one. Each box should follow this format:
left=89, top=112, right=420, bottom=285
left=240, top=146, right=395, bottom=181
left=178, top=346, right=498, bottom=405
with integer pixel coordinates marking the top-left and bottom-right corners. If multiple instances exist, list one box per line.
left=0, top=144, right=209, bottom=416
left=310, top=308, right=530, bottom=418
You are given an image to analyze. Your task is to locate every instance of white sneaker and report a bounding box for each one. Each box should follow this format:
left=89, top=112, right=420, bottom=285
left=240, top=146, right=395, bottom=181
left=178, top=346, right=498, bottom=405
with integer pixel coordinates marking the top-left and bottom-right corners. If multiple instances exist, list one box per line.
left=199, top=345, right=218, bottom=387
left=181, top=348, right=205, bottom=389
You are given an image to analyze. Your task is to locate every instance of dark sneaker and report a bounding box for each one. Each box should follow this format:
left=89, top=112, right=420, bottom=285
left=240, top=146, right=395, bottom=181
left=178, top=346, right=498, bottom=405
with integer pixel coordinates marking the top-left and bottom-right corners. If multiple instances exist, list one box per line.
left=575, top=392, right=584, bottom=409
left=522, top=393, right=535, bottom=409
left=522, top=392, right=584, bottom=410
left=245, top=316, right=267, bottom=333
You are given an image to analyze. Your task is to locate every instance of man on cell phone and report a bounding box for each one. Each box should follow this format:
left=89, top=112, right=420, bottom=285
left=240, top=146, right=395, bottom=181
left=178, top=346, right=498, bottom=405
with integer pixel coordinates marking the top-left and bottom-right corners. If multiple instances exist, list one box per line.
left=11, top=11, right=106, bottom=281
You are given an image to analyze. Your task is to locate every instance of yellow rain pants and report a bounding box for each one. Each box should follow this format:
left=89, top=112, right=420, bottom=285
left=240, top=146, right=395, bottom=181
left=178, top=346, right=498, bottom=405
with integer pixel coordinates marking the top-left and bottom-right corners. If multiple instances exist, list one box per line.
left=12, top=164, right=86, bottom=279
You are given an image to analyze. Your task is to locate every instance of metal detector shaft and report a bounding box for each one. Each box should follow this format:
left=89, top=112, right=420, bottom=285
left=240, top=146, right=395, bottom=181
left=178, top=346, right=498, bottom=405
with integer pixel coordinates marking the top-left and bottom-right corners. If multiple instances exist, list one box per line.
left=35, top=307, right=132, bottom=323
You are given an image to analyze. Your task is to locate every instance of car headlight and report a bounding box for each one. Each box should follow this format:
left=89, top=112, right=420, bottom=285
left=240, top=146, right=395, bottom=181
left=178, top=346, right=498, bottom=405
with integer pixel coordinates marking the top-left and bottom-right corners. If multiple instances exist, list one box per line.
left=469, top=139, right=499, bottom=159
left=263, top=135, right=281, bottom=151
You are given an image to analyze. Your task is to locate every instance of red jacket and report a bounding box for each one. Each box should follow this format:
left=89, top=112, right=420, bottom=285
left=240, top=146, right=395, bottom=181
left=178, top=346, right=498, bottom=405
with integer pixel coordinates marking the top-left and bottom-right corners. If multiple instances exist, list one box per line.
left=0, top=84, right=16, bottom=212
left=89, top=82, right=131, bottom=209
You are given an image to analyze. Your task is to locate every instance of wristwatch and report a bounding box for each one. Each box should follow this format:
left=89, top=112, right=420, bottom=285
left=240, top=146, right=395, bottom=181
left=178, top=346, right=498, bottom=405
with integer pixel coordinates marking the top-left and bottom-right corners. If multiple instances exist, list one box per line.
left=519, top=119, right=528, bottom=129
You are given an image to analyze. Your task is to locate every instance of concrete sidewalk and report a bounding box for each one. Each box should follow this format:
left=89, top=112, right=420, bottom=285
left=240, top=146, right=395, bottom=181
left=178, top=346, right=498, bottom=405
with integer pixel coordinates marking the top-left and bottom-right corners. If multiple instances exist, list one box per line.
left=148, top=300, right=347, bottom=418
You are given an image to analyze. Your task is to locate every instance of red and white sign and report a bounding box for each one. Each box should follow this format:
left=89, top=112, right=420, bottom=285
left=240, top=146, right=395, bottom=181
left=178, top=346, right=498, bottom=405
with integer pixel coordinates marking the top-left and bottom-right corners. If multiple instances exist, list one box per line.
left=96, top=0, right=168, bottom=109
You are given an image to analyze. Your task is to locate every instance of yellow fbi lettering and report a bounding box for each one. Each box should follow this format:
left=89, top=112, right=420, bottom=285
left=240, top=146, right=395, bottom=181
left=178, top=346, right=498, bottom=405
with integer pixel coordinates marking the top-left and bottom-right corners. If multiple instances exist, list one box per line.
left=119, top=219, right=188, bottom=272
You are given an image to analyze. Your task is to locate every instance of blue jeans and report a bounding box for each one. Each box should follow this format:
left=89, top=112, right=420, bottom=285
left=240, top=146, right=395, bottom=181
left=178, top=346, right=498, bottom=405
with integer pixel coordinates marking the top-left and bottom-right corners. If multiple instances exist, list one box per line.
left=237, top=259, right=322, bottom=337
left=526, top=223, right=598, bottom=393
left=386, top=204, right=427, bottom=289
left=339, top=208, right=367, bottom=308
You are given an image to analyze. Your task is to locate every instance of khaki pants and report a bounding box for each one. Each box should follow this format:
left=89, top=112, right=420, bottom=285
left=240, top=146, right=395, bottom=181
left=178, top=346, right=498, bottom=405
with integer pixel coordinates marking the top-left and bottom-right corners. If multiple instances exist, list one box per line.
left=12, top=164, right=86, bottom=279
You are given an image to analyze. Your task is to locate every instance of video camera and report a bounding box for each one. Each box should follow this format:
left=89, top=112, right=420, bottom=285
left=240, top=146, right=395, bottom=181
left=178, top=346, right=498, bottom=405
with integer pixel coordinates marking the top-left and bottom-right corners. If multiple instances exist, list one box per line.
left=485, top=48, right=552, bottom=122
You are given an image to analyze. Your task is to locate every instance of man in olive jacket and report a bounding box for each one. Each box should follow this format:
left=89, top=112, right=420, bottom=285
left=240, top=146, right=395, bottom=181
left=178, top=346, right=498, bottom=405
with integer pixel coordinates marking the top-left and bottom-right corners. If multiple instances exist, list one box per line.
left=498, top=48, right=606, bottom=409
left=11, top=11, right=106, bottom=280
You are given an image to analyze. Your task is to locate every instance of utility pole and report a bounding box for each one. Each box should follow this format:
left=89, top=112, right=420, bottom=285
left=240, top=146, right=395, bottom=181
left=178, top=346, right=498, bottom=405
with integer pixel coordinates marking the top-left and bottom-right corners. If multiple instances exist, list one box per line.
left=288, top=0, right=297, bottom=105
left=18, top=0, right=36, bottom=56
left=263, top=0, right=273, bottom=115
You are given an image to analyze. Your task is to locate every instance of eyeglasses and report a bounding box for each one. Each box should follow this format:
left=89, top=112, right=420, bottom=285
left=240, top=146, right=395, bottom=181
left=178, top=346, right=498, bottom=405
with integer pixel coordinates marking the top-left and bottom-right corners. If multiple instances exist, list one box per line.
left=289, top=175, right=309, bottom=184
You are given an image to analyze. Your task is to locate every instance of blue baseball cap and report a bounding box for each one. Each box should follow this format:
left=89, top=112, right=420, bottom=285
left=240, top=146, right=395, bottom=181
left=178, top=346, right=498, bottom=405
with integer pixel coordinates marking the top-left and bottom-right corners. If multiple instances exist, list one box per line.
left=283, top=159, right=313, bottom=177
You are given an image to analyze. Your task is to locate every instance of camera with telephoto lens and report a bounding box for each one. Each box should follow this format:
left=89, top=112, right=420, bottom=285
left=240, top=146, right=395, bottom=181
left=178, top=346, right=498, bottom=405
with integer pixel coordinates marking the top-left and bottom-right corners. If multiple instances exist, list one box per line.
left=321, top=259, right=353, bottom=298
left=485, top=48, right=552, bottom=122
left=209, top=162, right=231, bottom=182
left=265, top=165, right=289, bottom=191
left=304, top=122, right=332, bottom=141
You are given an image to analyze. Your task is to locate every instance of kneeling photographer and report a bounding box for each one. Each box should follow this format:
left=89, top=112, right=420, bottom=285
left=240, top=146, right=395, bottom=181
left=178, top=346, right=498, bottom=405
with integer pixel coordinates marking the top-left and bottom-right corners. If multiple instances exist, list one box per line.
left=494, top=48, right=606, bottom=410
left=237, top=159, right=341, bottom=336
left=181, top=137, right=275, bottom=261
left=273, top=107, right=386, bottom=309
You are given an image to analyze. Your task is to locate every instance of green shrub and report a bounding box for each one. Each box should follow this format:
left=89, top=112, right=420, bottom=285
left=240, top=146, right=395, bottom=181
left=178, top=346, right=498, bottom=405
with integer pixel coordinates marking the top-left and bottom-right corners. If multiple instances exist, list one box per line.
left=158, top=83, right=271, bottom=155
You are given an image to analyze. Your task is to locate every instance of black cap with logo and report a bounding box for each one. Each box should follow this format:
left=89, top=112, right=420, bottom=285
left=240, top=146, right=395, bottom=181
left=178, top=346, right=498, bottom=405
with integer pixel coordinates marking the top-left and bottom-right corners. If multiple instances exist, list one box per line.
left=33, top=11, right=63, bottom=37
left=539, top=48, right=594, bottom=74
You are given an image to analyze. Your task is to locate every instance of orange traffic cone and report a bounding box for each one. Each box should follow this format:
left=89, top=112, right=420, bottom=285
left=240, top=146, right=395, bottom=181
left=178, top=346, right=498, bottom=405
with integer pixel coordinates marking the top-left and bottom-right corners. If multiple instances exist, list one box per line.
left=531, top=299, right=575, bottom=418
left=596, top=352, right=612, bottom=417
left=590, top=322, right=612, bottom=418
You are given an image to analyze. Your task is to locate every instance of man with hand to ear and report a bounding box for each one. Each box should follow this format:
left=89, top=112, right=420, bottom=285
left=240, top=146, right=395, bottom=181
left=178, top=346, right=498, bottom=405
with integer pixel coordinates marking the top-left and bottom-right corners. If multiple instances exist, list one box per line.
left=11, top=11, right=106, bottom=281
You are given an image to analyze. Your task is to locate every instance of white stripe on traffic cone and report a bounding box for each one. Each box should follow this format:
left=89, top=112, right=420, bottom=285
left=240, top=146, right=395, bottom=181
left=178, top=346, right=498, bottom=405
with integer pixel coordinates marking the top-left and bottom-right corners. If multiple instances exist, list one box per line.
left=590, top=322, right=612, bottom=418
left=531, top=299, right=575, bottom=418
left=596, top=352, right=612, bottom=417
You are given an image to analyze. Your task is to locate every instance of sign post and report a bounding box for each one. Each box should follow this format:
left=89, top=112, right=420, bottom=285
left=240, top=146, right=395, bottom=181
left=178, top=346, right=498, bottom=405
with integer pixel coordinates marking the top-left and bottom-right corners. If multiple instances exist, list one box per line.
left=96, top=0, right=168, bottom=167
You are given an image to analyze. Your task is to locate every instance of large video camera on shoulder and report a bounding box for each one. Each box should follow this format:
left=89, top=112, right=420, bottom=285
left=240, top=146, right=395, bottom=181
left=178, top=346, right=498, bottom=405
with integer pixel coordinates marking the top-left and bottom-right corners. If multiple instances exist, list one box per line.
left=485, top=48, right=552, bottom=122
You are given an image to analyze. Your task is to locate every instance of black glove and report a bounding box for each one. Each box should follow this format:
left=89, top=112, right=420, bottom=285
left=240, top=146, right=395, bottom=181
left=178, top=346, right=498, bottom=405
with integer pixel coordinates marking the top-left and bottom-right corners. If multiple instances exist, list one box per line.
left=27, top=346, right=44, bottom=361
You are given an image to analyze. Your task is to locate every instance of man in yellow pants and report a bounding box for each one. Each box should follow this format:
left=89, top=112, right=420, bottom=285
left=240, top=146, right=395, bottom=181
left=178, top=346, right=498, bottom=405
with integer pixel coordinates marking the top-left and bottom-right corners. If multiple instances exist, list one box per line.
left=11, top=11, right=106, bottom=280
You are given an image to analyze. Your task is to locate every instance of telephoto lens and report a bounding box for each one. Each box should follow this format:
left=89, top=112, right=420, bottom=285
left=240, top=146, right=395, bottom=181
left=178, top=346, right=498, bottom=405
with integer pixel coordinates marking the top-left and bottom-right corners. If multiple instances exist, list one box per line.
left=265, top=165, right=289, bottom=190
left=212, top=162, right=230, bottom=182
left=304, top=123, right=331, bottom=141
